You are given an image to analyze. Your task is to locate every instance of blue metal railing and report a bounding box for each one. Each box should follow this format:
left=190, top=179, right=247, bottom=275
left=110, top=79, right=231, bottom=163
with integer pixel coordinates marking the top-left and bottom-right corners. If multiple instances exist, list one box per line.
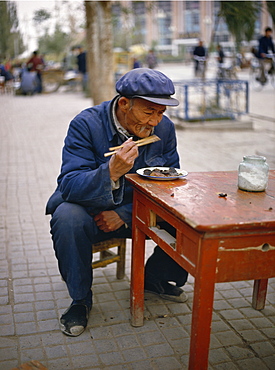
left=168, top=79, right=249, bottom=122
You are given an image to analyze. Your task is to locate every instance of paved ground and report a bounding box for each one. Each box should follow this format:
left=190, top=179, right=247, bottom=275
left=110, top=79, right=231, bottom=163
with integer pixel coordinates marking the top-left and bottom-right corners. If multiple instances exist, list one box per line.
left=0, top=63, right=275, bottom=370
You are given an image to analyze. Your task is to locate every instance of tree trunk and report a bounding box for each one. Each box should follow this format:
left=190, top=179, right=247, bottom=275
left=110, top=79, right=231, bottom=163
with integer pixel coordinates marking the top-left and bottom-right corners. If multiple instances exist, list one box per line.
left=85, top=1, right=114, bottom=105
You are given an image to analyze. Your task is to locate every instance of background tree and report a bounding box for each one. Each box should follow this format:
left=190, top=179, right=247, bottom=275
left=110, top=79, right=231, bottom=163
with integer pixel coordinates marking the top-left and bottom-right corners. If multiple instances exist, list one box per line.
left=33, top=9, right=51, bottom=40
left=34, top=6, right=84, bottom=61
left=266, top=1, right=275, bottom=25
left=33, top=9, right=51, bottom=25
left=62, top=1, right=86, bottom=47
left=219, top=1, right=261, bottom=52
left=0, top=1, right=24, bottom=60
left=85, top=1, right=114, bottom=105
left=38, top=24, right=69, bottom=59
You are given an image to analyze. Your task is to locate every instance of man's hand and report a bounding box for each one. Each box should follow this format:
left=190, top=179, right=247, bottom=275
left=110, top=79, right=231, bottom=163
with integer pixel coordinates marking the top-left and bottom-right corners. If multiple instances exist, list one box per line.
left=109, top=138, right=139, bottom=182
left=94, top=211, right=125, bottom=232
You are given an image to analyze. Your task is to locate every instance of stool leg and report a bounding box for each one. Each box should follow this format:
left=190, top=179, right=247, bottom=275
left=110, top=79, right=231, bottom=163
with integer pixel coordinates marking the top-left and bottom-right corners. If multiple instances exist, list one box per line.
left=252, top=279, right=268, bottom=310
left=116, top=239, right=126, bottom=279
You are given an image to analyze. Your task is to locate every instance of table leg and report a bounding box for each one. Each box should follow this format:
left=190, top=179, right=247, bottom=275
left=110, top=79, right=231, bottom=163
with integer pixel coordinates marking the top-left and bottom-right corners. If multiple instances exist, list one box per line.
left=130, top=224, right=146, bottom=327
left=252, top=279, right=268, bottom=310
left=189, top=239, right=219, bottom=370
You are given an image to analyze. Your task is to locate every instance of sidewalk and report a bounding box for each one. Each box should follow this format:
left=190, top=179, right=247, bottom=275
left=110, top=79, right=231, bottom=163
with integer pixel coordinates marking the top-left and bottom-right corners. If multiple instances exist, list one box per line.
left=0, top=71, right=275, bottom=370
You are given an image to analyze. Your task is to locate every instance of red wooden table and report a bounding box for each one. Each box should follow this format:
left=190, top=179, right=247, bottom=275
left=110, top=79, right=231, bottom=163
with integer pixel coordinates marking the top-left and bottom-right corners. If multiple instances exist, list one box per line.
left=126, top=171, right=275, bottom=370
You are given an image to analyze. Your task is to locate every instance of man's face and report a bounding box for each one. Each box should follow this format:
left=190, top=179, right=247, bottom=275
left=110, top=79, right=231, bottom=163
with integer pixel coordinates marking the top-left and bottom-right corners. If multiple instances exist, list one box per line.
left=266, top=30, right=272, bottom=38
left=122, top=98, right=166, bottom=138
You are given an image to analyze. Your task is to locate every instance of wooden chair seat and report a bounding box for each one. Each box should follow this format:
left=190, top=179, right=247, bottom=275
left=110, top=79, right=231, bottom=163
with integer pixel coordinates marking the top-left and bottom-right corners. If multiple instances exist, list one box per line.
left=92, top=238, right=126, bottom=279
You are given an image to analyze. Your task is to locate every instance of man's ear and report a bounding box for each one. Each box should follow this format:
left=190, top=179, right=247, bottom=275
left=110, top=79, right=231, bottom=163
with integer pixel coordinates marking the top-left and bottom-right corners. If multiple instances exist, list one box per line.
left=118, top=97, right=131, bottom=113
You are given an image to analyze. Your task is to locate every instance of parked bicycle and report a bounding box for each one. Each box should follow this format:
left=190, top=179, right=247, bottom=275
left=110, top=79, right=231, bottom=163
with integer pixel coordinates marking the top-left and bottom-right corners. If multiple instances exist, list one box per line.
left=216, top=62, right=238, bottom=80
left=249, top=54, right=275, bottom=91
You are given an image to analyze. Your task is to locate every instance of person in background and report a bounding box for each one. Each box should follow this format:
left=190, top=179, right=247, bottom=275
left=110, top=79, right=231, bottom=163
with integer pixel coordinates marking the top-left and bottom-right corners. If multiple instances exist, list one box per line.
left=63, top=46, right=78, bottom=71
left=193, top=40, right=207, bottom=76
left=0, top=62, right=13, bottom=81
left=0, top=63, right=7, bottom=92
left=216, top=44, right=227, bottom=79
left=146, top=49, right=158, bottom=69
left=46, top=68, right=189, bottom=337
left=76, top=45, right=88, bottom=92
left=5, top=59, right=12, bottom=72
left=257, top=27, right=275, bottom=83
left=133, top=57, right=141, bottom=69
left=19, top=66, right=38, bottom=95
left=26, top=51, right=45, bottom=93
left=217, top=44, right=225, bottom=65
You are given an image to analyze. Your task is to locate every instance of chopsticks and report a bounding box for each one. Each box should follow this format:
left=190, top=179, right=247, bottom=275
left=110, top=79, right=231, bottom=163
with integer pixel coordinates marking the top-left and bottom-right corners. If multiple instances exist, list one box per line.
left=104, top=135, right=161, bottom=157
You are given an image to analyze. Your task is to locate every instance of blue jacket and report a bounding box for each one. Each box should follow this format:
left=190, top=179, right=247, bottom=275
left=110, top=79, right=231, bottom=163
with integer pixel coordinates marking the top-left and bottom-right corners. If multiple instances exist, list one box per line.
left=46, top=97, right=180, bottom=227
left=257, top=35, right=275, bottom=58
left=20, top=69, right=38, bottom=93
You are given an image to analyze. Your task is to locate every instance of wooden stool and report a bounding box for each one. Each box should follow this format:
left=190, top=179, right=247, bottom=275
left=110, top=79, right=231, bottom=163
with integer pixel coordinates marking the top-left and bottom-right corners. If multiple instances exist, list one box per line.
left=0, top=76, right=5, bottom=94
left=92, top=238, right=127, bottom=279
left=11, top=360, right=48, bottom=370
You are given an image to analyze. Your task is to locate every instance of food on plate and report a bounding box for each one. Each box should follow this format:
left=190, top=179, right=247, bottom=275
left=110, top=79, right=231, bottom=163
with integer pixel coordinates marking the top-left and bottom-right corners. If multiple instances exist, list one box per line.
left=143, top=167, right=181, bottom=177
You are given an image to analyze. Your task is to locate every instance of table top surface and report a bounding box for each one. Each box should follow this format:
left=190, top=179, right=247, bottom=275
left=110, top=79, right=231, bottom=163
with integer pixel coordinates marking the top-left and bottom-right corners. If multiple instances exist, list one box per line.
left=126, top=170, right=275, bottom=232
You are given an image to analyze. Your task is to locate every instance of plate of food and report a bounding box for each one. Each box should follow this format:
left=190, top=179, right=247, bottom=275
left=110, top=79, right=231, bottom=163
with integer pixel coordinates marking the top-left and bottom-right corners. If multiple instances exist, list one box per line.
left=136, top=167, right=188, bottom=180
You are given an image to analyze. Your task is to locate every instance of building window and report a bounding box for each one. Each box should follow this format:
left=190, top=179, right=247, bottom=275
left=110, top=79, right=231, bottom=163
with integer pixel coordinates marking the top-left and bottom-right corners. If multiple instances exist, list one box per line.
left=157, top=1, right=172, bottom=46
left=184, top=1, right=200, bottom=35
left=132, top=1, right=146, bottom=44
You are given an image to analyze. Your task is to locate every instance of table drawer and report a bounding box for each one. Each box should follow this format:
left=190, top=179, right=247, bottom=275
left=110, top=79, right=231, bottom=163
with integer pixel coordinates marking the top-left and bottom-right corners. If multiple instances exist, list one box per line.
left=216, top=234, right=275, bottom=282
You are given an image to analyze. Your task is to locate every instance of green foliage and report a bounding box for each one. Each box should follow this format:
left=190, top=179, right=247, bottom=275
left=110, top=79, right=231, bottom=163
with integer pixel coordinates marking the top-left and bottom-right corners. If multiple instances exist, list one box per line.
left=219, top=1, right=261, bottom=51
left=38, top=24, right=69, bottom=58
left=33, top=9, right=51, bottom=25
left=0, top=1, right=24, bottom=60
left=33, top=8, right=68, bottom=59
left=33, top=5, right=86, bottom=61
left=0, top=2, right=10, bottom=58
left=266, top=1, right=275, bottom=25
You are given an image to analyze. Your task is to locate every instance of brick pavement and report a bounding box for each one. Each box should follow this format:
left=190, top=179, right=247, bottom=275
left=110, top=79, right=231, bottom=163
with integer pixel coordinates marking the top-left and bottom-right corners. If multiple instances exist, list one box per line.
left=0, top=75, right=275, bottom=370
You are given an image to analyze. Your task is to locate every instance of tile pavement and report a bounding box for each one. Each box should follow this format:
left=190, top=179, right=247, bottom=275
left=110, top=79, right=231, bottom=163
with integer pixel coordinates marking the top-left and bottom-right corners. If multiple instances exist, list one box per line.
left=0, top=69, right=275, bottom=369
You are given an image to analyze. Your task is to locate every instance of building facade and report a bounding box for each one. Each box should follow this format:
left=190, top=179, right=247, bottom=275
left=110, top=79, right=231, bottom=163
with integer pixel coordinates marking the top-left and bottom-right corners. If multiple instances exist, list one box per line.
left=112, top=0, right=273, bottom=56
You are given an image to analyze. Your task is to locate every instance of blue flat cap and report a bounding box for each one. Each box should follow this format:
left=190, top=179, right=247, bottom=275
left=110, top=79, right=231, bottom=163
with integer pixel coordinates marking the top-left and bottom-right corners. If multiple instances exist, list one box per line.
left=116, top=68, right=179, bottom=106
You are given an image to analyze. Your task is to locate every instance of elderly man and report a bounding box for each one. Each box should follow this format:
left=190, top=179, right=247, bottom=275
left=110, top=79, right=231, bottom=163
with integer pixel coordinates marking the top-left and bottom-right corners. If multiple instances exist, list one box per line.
left=46, top=68, right=188, bottom=337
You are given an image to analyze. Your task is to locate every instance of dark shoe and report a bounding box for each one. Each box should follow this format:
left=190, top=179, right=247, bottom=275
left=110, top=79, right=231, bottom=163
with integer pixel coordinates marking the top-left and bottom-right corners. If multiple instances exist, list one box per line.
left=145, top=280, right=188, bottom=303
left=60, top=303, right=90, bottom=336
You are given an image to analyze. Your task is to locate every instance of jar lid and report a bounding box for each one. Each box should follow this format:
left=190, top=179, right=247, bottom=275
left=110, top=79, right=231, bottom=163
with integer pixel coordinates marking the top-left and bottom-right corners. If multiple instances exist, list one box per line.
left=243, top=155, right=266, bottom=162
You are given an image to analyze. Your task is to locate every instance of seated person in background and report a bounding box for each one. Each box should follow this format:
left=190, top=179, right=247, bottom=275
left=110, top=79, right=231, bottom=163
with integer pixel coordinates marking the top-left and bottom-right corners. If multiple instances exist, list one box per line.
left=19, top=67, right=38, bottom=95
left=46, top=68, right=189, bottom=337
left=0, top=62, right=14, bottom=82
left=257, top=27, right=275, bottom=83
left=133, top=57, right=141, bottom=69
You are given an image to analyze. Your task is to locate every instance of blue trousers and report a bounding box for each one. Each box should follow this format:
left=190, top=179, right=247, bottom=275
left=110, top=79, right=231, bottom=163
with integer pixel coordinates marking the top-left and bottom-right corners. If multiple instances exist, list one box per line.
left=50, top=202, right=188, bottom=303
